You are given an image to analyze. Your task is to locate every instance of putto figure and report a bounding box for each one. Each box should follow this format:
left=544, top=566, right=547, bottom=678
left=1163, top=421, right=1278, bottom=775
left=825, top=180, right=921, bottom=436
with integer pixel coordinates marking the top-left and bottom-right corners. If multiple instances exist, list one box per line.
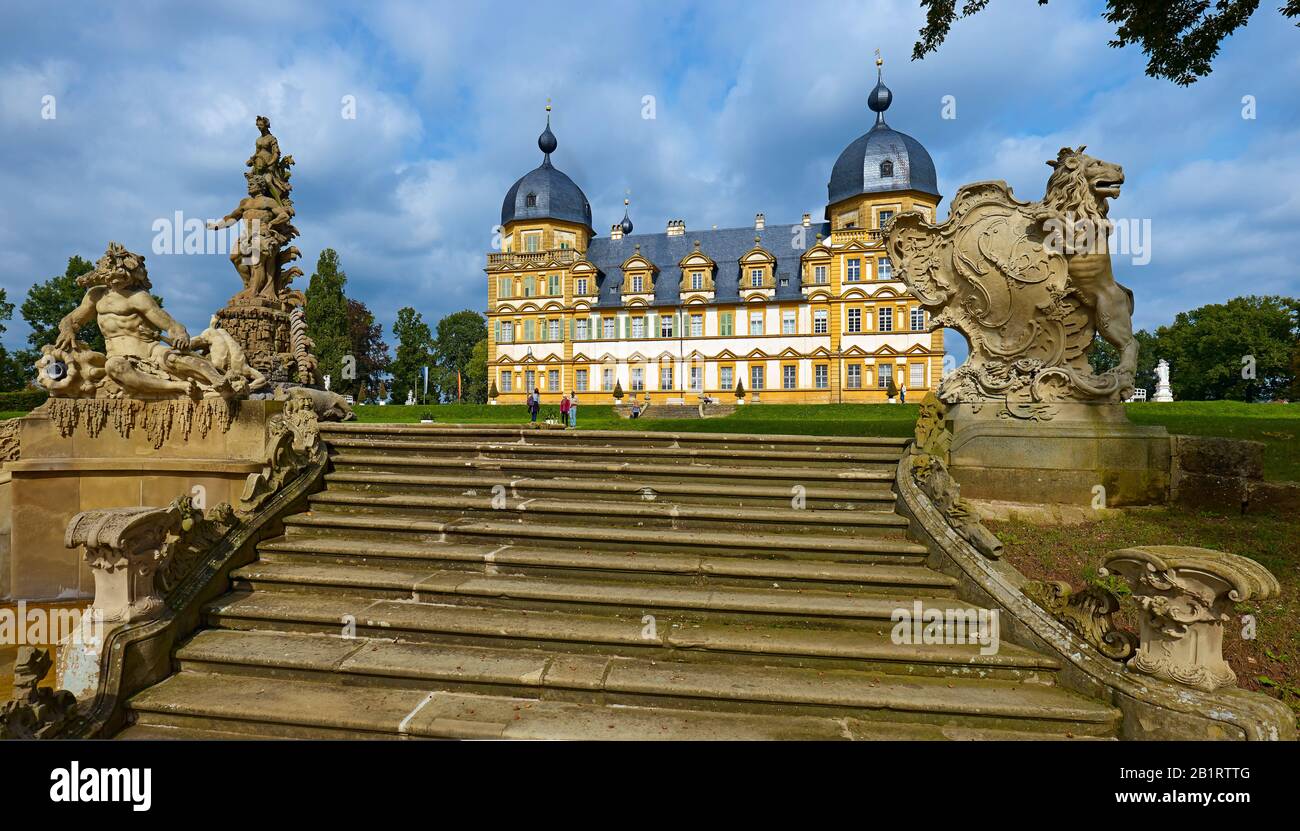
left=887, top=146, right=1137, bottom=419
left=36, top=242, right=258, bottom=399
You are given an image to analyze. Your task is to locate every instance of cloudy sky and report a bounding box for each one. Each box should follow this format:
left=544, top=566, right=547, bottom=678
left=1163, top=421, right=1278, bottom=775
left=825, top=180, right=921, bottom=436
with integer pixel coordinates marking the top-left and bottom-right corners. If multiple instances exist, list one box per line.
left=1, top=0, right=1297, bottom=357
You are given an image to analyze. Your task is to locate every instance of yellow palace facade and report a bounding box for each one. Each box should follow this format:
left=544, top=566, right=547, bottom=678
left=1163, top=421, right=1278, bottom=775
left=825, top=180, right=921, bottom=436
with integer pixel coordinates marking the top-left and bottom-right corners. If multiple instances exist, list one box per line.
left=486, top=63, right=944, bottom=405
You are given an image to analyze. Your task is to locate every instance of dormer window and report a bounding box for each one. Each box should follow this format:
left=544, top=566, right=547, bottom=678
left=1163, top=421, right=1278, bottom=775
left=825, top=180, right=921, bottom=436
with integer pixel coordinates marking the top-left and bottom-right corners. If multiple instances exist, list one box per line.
left=525, top=192, right=538, bottom=208
left=750, top=268, right=763, bottom=288
left=632, top=274, right=643, bottom=293
left=691, top=271, right=703, bottom=291
left=880, top=160, right=894, bottom=178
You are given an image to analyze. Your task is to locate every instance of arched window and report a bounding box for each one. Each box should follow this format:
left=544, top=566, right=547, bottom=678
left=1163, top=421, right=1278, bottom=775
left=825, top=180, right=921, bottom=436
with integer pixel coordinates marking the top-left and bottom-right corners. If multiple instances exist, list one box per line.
left=879, top=160, right=894, bottom=178
left=525, top=192, right=538, bottom=208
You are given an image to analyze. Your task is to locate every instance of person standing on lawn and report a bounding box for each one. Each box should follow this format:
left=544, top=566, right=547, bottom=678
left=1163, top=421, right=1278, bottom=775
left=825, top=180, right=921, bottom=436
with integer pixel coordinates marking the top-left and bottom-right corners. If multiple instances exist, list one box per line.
left=559, top=394, right=571, bottom=428
left=568, top=390, right=578, bottom=428
left=528, top=388, right=540, bottom=423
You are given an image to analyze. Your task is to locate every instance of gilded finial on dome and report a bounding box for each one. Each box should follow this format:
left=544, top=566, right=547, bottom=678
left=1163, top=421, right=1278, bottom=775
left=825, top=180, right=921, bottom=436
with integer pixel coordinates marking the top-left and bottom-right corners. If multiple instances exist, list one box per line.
left=620, top=196, right=634, bottom=235
left=538, top=101, right=558, bottom=159
left=867, top=52, right=892, bottom=127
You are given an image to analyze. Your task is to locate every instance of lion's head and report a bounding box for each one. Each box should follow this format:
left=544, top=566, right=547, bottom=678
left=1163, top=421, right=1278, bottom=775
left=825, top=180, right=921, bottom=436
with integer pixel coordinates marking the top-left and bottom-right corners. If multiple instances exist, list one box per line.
left=1038, top=146, right=1124, bottom=225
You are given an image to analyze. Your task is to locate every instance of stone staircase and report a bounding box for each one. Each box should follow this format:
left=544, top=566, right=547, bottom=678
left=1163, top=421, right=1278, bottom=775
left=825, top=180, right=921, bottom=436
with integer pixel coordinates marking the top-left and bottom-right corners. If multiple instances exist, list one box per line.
left=117, top=424, right=1120, bottom=740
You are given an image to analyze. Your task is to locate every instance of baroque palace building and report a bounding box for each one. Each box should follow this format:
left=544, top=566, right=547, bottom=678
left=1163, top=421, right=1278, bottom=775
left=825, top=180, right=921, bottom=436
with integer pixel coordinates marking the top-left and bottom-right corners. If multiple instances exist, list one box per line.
left=486, top=61, right=944, bottom=405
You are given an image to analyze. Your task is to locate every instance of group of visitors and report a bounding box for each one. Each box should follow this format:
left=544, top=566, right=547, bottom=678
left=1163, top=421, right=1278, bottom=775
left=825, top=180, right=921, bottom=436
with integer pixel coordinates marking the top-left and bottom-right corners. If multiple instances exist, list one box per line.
left=526, top=389, right=578, bottom=428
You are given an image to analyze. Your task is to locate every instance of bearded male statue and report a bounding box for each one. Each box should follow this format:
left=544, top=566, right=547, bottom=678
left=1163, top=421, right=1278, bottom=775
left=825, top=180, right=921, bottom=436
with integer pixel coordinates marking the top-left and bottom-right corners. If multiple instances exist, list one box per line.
left=36, top=242, right=251, bottom=400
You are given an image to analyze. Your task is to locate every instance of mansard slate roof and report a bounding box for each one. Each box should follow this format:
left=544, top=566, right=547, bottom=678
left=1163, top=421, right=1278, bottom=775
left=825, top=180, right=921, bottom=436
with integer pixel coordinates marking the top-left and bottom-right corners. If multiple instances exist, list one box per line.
left=585, top=222, right=832, bottom=308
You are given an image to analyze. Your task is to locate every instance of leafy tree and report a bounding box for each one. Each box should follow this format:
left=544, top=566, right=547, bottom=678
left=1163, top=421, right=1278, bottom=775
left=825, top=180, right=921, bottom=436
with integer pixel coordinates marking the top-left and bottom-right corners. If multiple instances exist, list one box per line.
left=464, top=338, right=489, bottom=404
left=345, top=298, right=390, bottom=401
left=304, top=249, right=351, bottom=390
left=0, top=287, right=27, bottom=391
left=21, top=256, right=100, bottom=363
left=1087, top=330, right=1160, bottom=397
left=911, top=1, right=1299, bottom=85
left=432, top=310, right=488, bottom=402
left=389, top=306, right=434, bottom=405
left=1153, top=295, right=1297, bottom=401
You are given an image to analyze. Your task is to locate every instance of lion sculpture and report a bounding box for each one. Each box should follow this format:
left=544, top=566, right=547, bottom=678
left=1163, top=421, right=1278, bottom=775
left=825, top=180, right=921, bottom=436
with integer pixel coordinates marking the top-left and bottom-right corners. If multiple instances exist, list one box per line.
left=886, top=146, right=1137, bottom=419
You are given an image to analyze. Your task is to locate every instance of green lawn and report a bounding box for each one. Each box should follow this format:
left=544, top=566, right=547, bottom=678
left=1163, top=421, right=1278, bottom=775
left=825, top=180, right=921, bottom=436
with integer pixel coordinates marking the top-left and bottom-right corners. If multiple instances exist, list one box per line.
left=353, top=402, right=922, bottom=437
left=354, top=400, right=1299, bottom=478
left=1125, top=401, right=1300, bottom=481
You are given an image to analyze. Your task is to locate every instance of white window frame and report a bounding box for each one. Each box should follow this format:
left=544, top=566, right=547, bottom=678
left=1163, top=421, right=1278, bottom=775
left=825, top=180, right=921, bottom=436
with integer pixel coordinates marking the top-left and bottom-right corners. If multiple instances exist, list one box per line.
left=846, top=364, right=861, bottom=389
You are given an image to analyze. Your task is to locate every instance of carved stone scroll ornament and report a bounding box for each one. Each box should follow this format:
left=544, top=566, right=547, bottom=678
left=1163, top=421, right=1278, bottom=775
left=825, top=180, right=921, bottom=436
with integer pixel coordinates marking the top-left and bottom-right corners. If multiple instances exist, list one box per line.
left=1022, top=580, right=1137, bottom=661
left=909, top=454, right=1003, bottom=560
left=0, top=647, right=78, bottom=739
left=64, top=497, right=238, bottom=624
left=887, top=147, right=1139, bottom=420
left=0, top=417, right=19, bottom=462
left=908, top=392, right=1001, bottom=559
left=1100, top=546, right=1281, bottom=692
left=240, top=389, right=325, bottom=513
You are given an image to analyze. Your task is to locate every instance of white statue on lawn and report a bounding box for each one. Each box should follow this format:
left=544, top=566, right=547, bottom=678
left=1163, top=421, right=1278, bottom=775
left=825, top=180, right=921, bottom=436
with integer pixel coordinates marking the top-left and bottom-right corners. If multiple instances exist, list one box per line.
left=1153, top=359, right=1174, bottom=402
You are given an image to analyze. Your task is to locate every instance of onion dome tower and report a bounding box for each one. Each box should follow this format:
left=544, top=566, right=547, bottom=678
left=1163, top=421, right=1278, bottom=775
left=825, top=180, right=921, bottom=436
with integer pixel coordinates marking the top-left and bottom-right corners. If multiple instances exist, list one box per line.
left=826, top=57, right=939, bottom=215
left=501, top=104, right=594, bottom=233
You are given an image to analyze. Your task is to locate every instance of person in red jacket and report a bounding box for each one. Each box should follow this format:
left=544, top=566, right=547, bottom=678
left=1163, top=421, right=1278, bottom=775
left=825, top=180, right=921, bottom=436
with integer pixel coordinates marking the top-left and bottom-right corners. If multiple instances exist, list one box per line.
left=559, top=394, right=571, bottom=428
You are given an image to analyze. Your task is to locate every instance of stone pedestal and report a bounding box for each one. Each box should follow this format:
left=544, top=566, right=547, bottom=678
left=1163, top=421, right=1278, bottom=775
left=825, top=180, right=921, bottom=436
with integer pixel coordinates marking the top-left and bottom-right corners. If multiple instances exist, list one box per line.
left=0, top=399, right=279, bottom=601
left=216, top=296, right=292, bottom=380
left=946, top=402, right=1170, bottom=506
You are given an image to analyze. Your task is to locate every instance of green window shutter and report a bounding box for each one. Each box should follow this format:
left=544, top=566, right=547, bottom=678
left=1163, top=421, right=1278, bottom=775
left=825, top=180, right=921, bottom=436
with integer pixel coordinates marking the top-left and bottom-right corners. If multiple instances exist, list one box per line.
left=494, top=321, right=500, bottom=342
left=524, top=320, right=534, bottom=341
left=570, top=318, right=575, bottom=340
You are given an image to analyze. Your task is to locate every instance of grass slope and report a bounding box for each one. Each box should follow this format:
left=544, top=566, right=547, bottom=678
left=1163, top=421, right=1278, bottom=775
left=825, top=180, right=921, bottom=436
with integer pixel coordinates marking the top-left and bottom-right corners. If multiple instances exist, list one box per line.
left=991, top=507, right=1299, bottom=715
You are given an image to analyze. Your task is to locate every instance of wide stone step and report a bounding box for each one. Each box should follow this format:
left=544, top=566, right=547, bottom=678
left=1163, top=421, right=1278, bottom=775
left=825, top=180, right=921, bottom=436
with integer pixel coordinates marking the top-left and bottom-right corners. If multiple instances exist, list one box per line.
left=322, top=470, right=896, bottom=512
left=125, top=670, right=1107, bottom=740
left=323, top=437, right=902, bottom=469
left=303, top=491, right=911, bottom=538
left=320, top=423, right=911, bottom=454
left=203, top=591, right=1056, bottom=680
left=330, top=453, right=895, bottom=488
left=258, top=535, right=955, bottom=592
left=281, top=512, right=929, bottom=561
left=230, top=559, right=962, bottom=625
left=165, top=630, right=1118, bottom=736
